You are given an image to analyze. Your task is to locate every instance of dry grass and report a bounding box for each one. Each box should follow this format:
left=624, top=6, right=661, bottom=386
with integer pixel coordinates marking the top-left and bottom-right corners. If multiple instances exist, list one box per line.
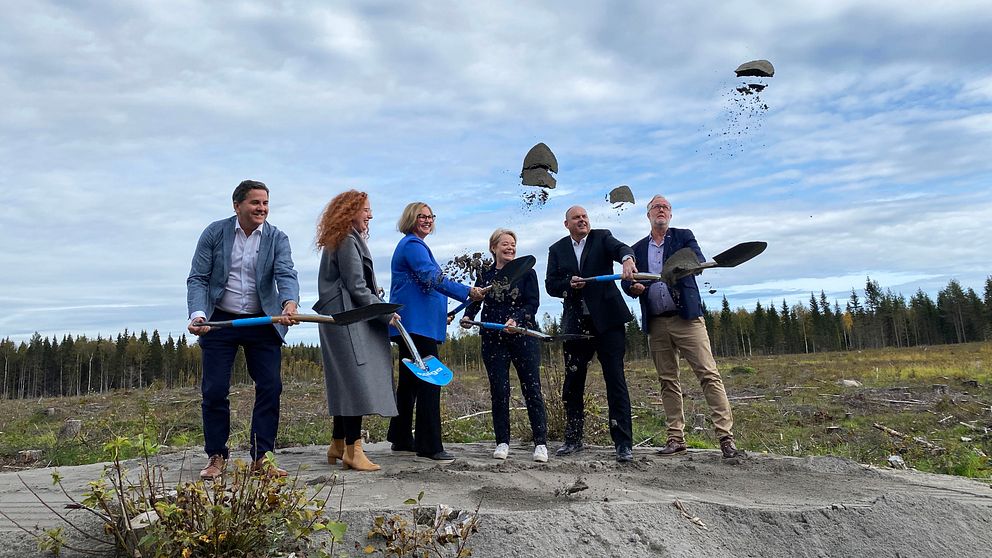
left=2, top=342, right=990, bottom=477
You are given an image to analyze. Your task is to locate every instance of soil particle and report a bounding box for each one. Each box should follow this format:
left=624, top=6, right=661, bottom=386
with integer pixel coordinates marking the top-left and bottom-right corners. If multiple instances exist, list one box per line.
left=442, top=252, right=492, bottom=283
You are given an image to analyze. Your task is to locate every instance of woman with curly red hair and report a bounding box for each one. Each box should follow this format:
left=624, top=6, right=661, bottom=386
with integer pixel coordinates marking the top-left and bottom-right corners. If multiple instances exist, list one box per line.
left=314, top=190, right=399, bottom=472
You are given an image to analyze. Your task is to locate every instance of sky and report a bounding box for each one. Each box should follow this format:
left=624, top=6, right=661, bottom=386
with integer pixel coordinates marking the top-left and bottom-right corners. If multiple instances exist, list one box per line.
left=2, top=1, right=991, bottom=346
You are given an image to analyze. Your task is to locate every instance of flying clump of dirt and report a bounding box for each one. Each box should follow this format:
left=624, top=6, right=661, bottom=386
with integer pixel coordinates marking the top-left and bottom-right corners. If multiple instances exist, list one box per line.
left=704, top=59, right=775, bottom=158
left=734, top=59, right=775, bottom=78
left=442, top=252, right=493, bottom=283
left=521, top=189, right=550, bottom=209
left=520, top=142, right=557, bottom=211
left=606, top=185, right=635, bottom=214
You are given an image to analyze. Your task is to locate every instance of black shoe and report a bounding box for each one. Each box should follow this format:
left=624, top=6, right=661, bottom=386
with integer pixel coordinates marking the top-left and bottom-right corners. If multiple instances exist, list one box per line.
left=720, top=436, right=744, bottom=459
left=556, top=441, right=584, bottom=456
left=616, top=446, right=633, bottom=463
left=416, top=450, right=456, bottom=463
left=656, top=438, right=688, bottom=457
left=391, top=442, right=416, bottom=453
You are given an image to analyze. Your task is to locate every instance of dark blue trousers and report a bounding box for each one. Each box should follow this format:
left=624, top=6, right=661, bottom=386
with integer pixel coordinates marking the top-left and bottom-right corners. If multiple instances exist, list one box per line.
left=481, top=333, right=547, bottom=445
left=199, top=309, right=283, bottom=460
left=561, top=317, right=632, bottom=449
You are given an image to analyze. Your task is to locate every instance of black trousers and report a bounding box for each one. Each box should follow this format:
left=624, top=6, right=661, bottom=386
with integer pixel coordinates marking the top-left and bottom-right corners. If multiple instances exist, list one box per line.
left=386, top=334, right=444, bottom=455
left=561, top=316, right=633, bottom=449
left=332, top=416, right=363, bottom=444
left=482, top=333, right=547, bottom=445
left=199, top=309, right=283, bottom=460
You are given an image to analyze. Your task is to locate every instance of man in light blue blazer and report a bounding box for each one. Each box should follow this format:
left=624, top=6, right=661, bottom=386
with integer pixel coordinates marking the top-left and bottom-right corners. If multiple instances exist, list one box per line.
left=187, top=179, right=300, bottom=479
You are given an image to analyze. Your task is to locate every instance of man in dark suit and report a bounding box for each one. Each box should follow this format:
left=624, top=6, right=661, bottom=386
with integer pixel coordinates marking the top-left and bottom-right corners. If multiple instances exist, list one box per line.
left=187, top=180, right=301, bottom=479
left=622, top=195, right=741, bottom=459
left=546, top=205, right=637, bottom=463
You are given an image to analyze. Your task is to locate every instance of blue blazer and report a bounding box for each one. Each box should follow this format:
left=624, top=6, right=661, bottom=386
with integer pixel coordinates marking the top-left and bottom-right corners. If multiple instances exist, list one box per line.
left=388, top=233, right=470, bottom=342
left=186, top=216, right=300, bottom=341
left=622, top=227, right=705, bottom=332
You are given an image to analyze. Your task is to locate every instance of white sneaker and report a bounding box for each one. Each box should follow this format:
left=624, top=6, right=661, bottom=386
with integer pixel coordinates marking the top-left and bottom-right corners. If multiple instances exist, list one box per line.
left=533, top=444, right=548, bottom=463
left=493, top=443, right=509, bottom=460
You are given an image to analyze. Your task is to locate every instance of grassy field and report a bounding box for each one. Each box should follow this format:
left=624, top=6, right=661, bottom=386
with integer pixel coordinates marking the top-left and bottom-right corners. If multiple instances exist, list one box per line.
left=1, top=342, right=990, bottom=479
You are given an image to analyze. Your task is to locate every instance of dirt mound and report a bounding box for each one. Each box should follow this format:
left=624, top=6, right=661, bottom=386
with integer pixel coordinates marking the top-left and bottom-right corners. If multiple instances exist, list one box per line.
left=2, top=443, right=990, bottom=557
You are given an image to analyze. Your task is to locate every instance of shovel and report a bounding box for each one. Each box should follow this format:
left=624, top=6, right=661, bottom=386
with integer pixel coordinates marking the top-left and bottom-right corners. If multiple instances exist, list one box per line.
left=393, top=321, right=453, bottom=386
left=663, top=241, right=767, bottom=284
left=447, top=254, right=537, bottom=318
left=201, top=302, right=401, bottom=328
left=462, top=320, right=594, bottom=343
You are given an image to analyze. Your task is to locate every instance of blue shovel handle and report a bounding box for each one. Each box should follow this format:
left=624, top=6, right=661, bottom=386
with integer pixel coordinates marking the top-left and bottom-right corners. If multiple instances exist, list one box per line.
left=229, top=317, right=276, bottom=327
left=582, top=274, right=622, bottom=282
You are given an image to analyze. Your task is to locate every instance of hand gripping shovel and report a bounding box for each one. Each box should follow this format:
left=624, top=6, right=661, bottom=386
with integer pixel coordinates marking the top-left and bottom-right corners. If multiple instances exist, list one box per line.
left=393, top=321, right=453, bottom=386
left=202, top=302, right=402, bottom=328
left=662, top=241, right=767, bottom=285
left=447, top=255, right=537, bottom=318
left=463, top=320, right=594, bottom=343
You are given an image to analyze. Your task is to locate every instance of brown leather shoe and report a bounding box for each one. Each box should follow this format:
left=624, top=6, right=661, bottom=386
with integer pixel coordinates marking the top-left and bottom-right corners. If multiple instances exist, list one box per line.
left=720, top=437, right=743, bottom=458
left=656, top=438, right=687, bottom=457
left=199, top=454, right=226, bottom=480
left=327, top=438, right=345, bottom=466
left=251, top=458, right=289, bottom=477
left=343, top=440, right=381, bottom=472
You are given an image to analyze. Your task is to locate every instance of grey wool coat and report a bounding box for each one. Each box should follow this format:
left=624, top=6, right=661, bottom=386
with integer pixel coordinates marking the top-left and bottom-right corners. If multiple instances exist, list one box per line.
left=313, top=230, right=398, bottom=417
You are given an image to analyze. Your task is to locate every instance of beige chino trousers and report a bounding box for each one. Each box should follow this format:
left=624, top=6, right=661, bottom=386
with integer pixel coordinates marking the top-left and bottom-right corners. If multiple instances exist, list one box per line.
left=648, top=315, right=734, bottom=441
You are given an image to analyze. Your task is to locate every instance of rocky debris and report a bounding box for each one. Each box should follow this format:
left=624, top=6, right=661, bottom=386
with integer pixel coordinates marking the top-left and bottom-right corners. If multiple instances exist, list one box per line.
left=606, top=185, right=635, bottom=212
left=887, top=455, right=907, bottom=469
left=735, top=59, right=775, bottom=77
left=555, top=477, right=589, bottom=496
left=521, top=142, right=558, bottom=173
left=660, top=248, right=702, bottom=285
left=520, top=168, right=556, bottom=188
left=16, top=450, right=43, bottom=464
left=736, top=83, right=767, bottom=95
left=57, top=419, right=82, bottom=441
left=442, top=252, right=492, bottom=284
left=521, top=189, right=550, bottom=209
left=520, top=142, right=557, bottom=189
left=838, top=379, right=863, bottom=388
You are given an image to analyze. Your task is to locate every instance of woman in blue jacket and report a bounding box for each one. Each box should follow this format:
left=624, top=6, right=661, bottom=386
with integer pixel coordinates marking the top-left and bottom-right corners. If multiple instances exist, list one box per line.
left=460, top=228, right=548, bottom=463
left=387, top=202, right=485, bottom=462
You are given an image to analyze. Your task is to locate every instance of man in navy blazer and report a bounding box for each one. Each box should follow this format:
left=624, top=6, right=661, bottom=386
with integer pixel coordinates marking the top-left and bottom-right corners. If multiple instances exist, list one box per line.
left=546, top=205, right=638, bottom=463
left=622, top=195, right=740, bottom=459
left=187, top=180, right=300, bottom=479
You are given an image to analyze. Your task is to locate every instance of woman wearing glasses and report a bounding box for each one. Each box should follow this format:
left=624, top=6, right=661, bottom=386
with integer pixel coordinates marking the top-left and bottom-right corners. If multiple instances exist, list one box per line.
left=387, top=202, right=485, bottom=462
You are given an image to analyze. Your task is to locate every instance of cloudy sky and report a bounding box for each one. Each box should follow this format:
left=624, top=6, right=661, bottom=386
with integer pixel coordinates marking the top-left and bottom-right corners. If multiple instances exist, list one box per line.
left=2, top=1, right=991, bottom=346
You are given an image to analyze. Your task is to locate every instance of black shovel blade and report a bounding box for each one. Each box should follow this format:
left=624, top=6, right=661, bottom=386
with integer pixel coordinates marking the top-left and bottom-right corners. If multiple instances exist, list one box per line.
left=712, top=241, right=767, bottom=268
left=498, top=254, right=537, bottom=284
left=329, top=303, right=402, bottom=326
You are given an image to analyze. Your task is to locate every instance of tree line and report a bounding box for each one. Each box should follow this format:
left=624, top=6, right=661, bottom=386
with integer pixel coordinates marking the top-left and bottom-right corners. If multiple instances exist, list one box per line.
left=2, top=276, right=989, bottom=400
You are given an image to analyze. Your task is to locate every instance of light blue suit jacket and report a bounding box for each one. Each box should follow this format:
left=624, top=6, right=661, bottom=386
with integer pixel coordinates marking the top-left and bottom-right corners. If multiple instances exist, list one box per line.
left=387, top=233, right=470, bottom=342
left=186, top=216, right=300, bottom=341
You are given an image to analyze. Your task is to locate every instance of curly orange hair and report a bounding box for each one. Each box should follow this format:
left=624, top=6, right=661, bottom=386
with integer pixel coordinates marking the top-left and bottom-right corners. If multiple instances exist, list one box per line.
left=315, top=190, right=368, bottom=250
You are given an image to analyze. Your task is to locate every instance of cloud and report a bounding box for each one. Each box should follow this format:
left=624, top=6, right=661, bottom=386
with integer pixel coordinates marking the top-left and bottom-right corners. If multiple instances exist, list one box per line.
left=2, top=1, right=990, bottom=346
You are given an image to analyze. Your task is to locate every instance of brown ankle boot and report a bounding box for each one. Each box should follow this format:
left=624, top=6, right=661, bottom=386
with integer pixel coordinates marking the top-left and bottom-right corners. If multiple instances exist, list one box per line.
left=343, top=440, right=380, bottom=472
left=326, top=438, right=345, bottom=466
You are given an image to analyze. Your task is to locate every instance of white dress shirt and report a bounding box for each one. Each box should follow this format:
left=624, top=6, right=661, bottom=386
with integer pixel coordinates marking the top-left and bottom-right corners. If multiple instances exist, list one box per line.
left=216, top=221, right=264, bottom=315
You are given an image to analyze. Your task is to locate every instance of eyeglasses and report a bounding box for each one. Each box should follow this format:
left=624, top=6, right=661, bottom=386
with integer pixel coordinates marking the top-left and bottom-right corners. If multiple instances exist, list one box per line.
left=416, top=214, right=436, bottom=221
left=648, top=203, right=671, bottom=212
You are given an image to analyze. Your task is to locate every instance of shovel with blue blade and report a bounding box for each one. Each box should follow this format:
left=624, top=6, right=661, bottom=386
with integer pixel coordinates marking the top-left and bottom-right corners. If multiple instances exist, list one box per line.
left=393, top=321, right=453, bottom=386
